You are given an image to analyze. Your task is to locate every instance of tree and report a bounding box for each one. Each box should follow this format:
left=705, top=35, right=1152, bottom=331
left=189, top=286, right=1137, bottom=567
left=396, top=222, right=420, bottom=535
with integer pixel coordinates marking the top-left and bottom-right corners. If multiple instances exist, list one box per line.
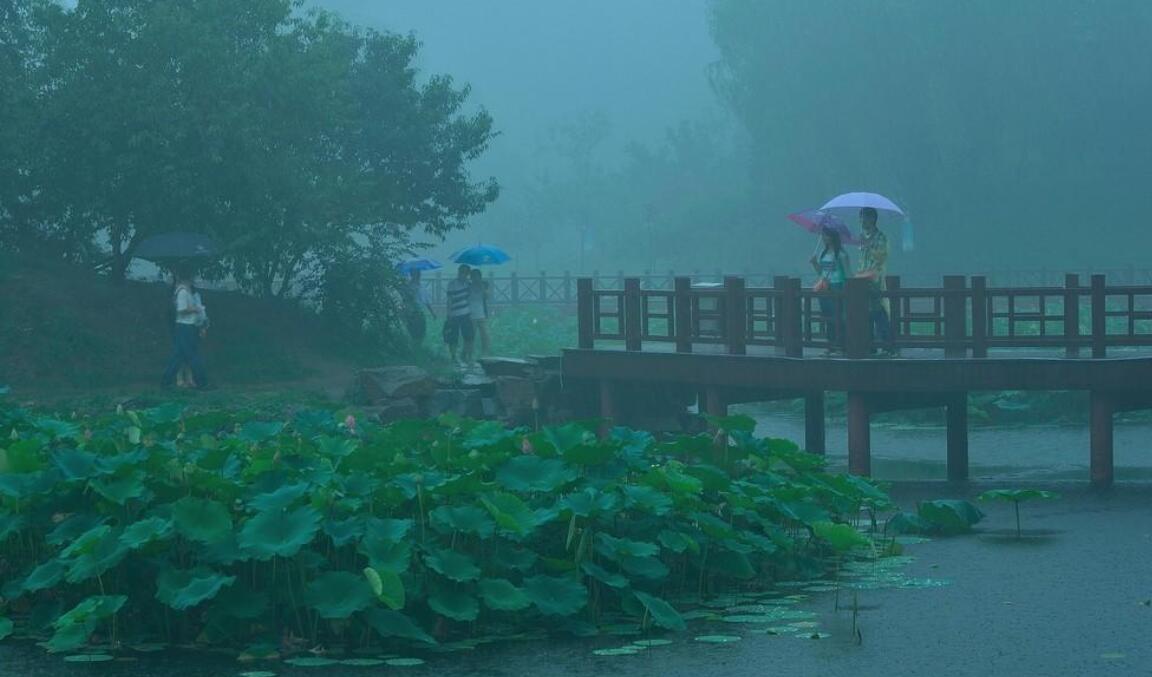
left=11, top=0, right=498, bottom=320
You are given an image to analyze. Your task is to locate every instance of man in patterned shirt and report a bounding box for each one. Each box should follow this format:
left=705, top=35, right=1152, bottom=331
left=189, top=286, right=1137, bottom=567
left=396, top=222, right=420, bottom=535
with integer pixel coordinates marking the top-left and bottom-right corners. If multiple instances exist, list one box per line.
left=856, top=207, right=895, bottom=355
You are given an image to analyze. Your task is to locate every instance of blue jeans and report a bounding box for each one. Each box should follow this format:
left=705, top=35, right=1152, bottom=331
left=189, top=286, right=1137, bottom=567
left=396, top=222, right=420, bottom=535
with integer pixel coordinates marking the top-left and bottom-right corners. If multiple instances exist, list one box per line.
left=870, top=305, right=892, bottom=345
left=819, top=294, right=843, bottom=347
left=162, top=323, right=207, bottom=387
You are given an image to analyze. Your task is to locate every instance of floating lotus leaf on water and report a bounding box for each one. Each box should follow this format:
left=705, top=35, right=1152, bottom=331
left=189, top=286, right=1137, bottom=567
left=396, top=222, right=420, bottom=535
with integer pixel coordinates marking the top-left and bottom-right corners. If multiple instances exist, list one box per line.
left=62, top=654, right=114, bottom=663
left=130, top=643, right=166, bottom=652
left=592, top=647, right=641, bottom=656
left=155, top=567, right=236, bottom=610
left=803, top=585, right=839, bottom=593
left=283, top=657, right=339, bottom=667
left=774, top=581, right=813, bottom=588
left=423, top=548, right=481, bottom=582
left=171, top=497, right=233, bottom=545
left=120, top=517, right=174, bottom=550
left=795, top=632, right=832, bottom=639
left=632, top=639, right=673, bottom=647
left=898, top=578, right=951, bottom=589
left=238, top=505, right=321, bottom=560
left=679, top=610, right=720, bottom=621
left=478, top=578, right=532, bottom=611
left=721, top=614, right=778, bottom=624
left=340, top=658, right=386, bottom=666
left=693, top=635, right=742, bottom=644
left=789, top=621, right=820, bottom=629
left=384, top=657, right=427, bottom=667
left=303, top=571, right=374, bottom=619
left=238, top=671, right=277, bottom=677
left=633, top=591, right=685, bottom=631
left=524, top=575, right=588, bottom=617
left=428, top=586, right=480, bottom=622
left=360, top=608, right=436, bottom=645
left=494, top=455, right=577, bottom=492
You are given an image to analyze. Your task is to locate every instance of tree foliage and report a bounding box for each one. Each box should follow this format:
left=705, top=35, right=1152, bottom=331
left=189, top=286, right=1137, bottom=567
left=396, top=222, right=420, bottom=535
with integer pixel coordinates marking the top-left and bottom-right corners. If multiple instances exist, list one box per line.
left=0, top=0, right=497, bottom=334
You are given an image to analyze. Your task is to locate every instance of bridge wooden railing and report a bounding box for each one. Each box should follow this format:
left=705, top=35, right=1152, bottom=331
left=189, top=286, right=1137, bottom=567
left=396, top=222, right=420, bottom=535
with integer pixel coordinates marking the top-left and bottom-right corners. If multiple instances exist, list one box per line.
left=575, top=274, right=1152, bottom=359
left=422, top=267, right=1152, bottom=309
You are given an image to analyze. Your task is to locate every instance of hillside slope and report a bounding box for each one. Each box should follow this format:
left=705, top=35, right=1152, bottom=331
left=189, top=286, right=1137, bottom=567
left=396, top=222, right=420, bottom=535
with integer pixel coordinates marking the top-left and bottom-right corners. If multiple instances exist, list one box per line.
left=0, top=259, right=374, bottom=390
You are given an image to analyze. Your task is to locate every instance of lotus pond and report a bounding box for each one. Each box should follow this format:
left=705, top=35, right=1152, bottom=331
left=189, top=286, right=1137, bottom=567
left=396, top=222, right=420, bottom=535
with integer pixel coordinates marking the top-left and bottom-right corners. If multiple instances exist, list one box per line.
left=0, top=402, right=970, bottom=669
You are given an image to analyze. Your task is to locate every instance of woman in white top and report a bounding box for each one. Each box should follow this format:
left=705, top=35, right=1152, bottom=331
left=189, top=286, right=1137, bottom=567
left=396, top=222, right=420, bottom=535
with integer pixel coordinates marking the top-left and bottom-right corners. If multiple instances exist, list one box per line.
left=809, top=228, right=851, bottom=355
left=161, top=271, right=209, bottom=388
left=469, top=268, right=491, bottom=360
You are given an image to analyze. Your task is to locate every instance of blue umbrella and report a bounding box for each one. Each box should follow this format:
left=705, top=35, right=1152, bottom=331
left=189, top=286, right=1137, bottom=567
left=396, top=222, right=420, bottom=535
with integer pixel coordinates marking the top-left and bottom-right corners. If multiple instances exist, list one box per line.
left=395, top=257, right=442, bottom=275
left=450, top=244, right=511, bottom=266
left=134, top=231, right=219, bottom=260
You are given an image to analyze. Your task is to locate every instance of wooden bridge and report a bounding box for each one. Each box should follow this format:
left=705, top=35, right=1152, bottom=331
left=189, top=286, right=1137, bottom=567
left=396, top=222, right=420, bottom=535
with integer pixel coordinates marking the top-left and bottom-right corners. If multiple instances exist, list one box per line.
left=561, top=273, right=1152, bottom=486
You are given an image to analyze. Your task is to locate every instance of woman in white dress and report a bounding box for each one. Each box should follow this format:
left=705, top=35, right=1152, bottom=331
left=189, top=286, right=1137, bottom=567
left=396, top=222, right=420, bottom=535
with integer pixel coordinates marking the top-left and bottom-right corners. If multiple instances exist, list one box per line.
left=469, top=268, right=491, bottom=360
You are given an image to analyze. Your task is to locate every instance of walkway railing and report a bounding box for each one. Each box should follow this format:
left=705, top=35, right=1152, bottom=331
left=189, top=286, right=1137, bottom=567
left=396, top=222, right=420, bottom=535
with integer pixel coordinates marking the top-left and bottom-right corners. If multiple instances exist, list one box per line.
left=575, top=274, right=1152, bottom=359
left=423, top=268, right=1152, bottom=308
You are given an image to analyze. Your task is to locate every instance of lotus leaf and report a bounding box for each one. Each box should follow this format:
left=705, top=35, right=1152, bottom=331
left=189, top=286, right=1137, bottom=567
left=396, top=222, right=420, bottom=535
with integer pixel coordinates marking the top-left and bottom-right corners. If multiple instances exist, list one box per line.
left=64, top=529, right=128, bottom=584
left=428, top=586, right=480, bottom=621
left=21, top=558, right=67, bottom=593
left=62, top=654, right=114, bottom=663
left=657, top=530, right=699, bottom=554
left=156, top=567, right=236, bottom=610
left=482, top=492, right=540, bottom=537
left=385, top=658, right=426, bottom=667
left=171, top=497, right=233, bottom=544
left=45, top=623, right=90, bottom=653
left=364, top=517, right=414, bottom=542
left=812, top=521, right=869, bottom=552
left=495, top=455, right=578, bottom=492
left=1, top=439, right=43, bottom=473
left=559, top=487, right=620, bottom=517
left=646, top=465, right=702, bottom=496
left=543, top=422, right=595, bottom=453
left=633, top=591, right=685, bottom=631
left=247, top=483, right=309, bottom=512
left=424, top=548, right=482, bottom=582
left=620, top=555, right=669, bottom=581
left=580, top=561, right=629, bottom=589
left=94, top=449, right=148, bottom=473
left=430, top=505, right=496, bottom=538
left=322, top=516, right=365, bottom=546
left=315, top=434, right=359, bottom=458
left=238, top=505, right=321, bottom=560
left=284, top=657, right=339, bottom=667
left=595, top=534, right=660, bottom=560
left=360, top=607, right=436, bottom=645
left=491, top=543, right=538, bottom=571
left=0, top=617, right=12, bottom=640
left=119, top=517, right=174, bottom=549
left=918, top=499, right=984, bottom=535
left=359, top=536, right=412, bottom=573
left=363, top=567, right=405, bottom=610
left=341, top=658, right=385, bottom=666
left=61, top=524, right=112, bottom=558
left=524, top=575, right=588, bottom=616
left=51, top=449, right=102, bottom=481
left=36, top=418, right=82, bottom=440
left=707, top=549, right=755, bottom=580
left=237, top=421, right=285, bottom=443
left=478, top=578, right=532, bottom=611
left=90, top=471, right=147, bottom=505
left=979, top=489, right=1059, bottom=502
left=622, top=485, right=672, bottom=515
left=142, top=402, right=185, bottom=424
left=304, top=571, right=374, bottom=619
left=0, top=471, right=51, bottom=499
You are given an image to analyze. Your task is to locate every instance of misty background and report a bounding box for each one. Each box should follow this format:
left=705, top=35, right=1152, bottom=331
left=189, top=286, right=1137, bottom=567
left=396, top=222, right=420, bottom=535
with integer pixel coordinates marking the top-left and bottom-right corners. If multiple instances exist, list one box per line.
left=315, top=0, right=1152, bottom=278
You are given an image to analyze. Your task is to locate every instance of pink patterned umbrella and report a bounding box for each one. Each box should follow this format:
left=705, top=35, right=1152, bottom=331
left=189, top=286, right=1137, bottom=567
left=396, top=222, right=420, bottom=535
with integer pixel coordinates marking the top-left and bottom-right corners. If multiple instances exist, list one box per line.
left=787, top=209, right=859, bottom=245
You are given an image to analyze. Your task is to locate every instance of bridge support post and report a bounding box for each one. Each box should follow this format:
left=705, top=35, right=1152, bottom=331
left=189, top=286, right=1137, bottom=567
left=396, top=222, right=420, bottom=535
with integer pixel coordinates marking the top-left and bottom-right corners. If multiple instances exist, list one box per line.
left=847, top=392, right=871, bottom=476
left=1090, top=391, right=1114, bottom=488
left=946, top=393, right=969, bottom=481
left=804, top=392, right=825, bottom=455
left=598, top=381, right=617, bottom=439
left=703, top=387, right=727, bottom=419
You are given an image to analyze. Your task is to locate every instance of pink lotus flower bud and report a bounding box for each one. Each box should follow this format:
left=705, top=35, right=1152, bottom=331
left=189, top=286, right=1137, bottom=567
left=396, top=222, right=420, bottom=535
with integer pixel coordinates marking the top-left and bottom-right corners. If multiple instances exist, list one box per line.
left=344, top=414, right=357, bottom=433
left=520, top=437, right=535, bottom=455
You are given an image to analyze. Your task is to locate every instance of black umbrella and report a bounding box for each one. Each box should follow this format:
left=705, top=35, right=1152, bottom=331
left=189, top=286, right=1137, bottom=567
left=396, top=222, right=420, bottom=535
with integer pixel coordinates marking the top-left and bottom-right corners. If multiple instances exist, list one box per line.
left=133, top=231, right=219, bottom=260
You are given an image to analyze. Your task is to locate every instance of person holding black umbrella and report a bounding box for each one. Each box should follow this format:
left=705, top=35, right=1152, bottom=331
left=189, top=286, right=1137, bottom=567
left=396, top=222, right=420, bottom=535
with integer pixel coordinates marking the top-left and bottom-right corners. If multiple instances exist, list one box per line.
left=161, top=269, right=210, bottom=389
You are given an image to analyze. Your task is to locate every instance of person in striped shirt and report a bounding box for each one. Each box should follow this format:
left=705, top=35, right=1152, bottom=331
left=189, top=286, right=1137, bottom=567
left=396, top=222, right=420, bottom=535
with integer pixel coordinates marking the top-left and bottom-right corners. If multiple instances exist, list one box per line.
left=443, top=264, right=475, bottom=365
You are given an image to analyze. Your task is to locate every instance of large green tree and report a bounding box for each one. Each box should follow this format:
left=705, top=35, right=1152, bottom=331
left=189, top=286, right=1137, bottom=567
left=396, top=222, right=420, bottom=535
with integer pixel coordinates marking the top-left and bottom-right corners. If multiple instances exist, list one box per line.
left=7, top=0, right=498, bottom=320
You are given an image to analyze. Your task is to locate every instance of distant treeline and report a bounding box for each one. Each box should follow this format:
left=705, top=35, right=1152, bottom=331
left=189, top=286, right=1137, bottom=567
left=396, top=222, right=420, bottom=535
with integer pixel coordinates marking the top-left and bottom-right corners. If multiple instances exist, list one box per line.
left=0, top=0, right=497, bottom=337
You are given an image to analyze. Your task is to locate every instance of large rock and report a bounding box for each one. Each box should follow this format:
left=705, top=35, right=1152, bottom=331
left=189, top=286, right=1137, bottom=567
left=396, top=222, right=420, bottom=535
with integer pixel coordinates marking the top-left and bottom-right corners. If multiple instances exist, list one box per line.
left=376, top=397, right=420, bottom=423
left=426, top=388, right=485, bottom=418
left=356, top=366, right=437, bottom=404
left=479, top=357, right=536, bottom=379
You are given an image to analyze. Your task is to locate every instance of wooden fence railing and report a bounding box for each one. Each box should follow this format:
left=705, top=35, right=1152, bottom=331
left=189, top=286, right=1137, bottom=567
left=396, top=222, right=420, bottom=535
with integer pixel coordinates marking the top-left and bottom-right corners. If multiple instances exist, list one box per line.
left=422, top=268, right=1152, bottom=309
left=575, top=274, right=1152, bottom=359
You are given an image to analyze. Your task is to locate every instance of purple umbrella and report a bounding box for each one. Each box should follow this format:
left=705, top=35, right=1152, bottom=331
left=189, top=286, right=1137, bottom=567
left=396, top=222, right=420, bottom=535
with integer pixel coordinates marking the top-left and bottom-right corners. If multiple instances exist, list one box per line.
left=788, top=209, right=859, bottom=245
left=820, top=192, right=905, bottom=217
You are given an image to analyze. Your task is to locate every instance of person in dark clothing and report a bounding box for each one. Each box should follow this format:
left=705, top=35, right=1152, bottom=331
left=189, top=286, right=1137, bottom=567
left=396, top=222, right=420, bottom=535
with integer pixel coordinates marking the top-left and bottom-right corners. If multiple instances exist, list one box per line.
left=161, top=270, right=209, bottom=388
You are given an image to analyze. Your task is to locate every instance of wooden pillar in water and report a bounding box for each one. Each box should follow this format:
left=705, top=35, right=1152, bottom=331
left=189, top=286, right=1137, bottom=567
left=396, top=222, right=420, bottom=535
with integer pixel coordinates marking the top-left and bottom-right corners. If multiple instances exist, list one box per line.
left=703, top=387, right=727, bottom=419
left=804, top=392, right=826, bottom=455
left=847, top=392, right=871, bottom=476
left=1090, top=391, right=1114, bottom=487
left=946, top=393, right=969, bottom=481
